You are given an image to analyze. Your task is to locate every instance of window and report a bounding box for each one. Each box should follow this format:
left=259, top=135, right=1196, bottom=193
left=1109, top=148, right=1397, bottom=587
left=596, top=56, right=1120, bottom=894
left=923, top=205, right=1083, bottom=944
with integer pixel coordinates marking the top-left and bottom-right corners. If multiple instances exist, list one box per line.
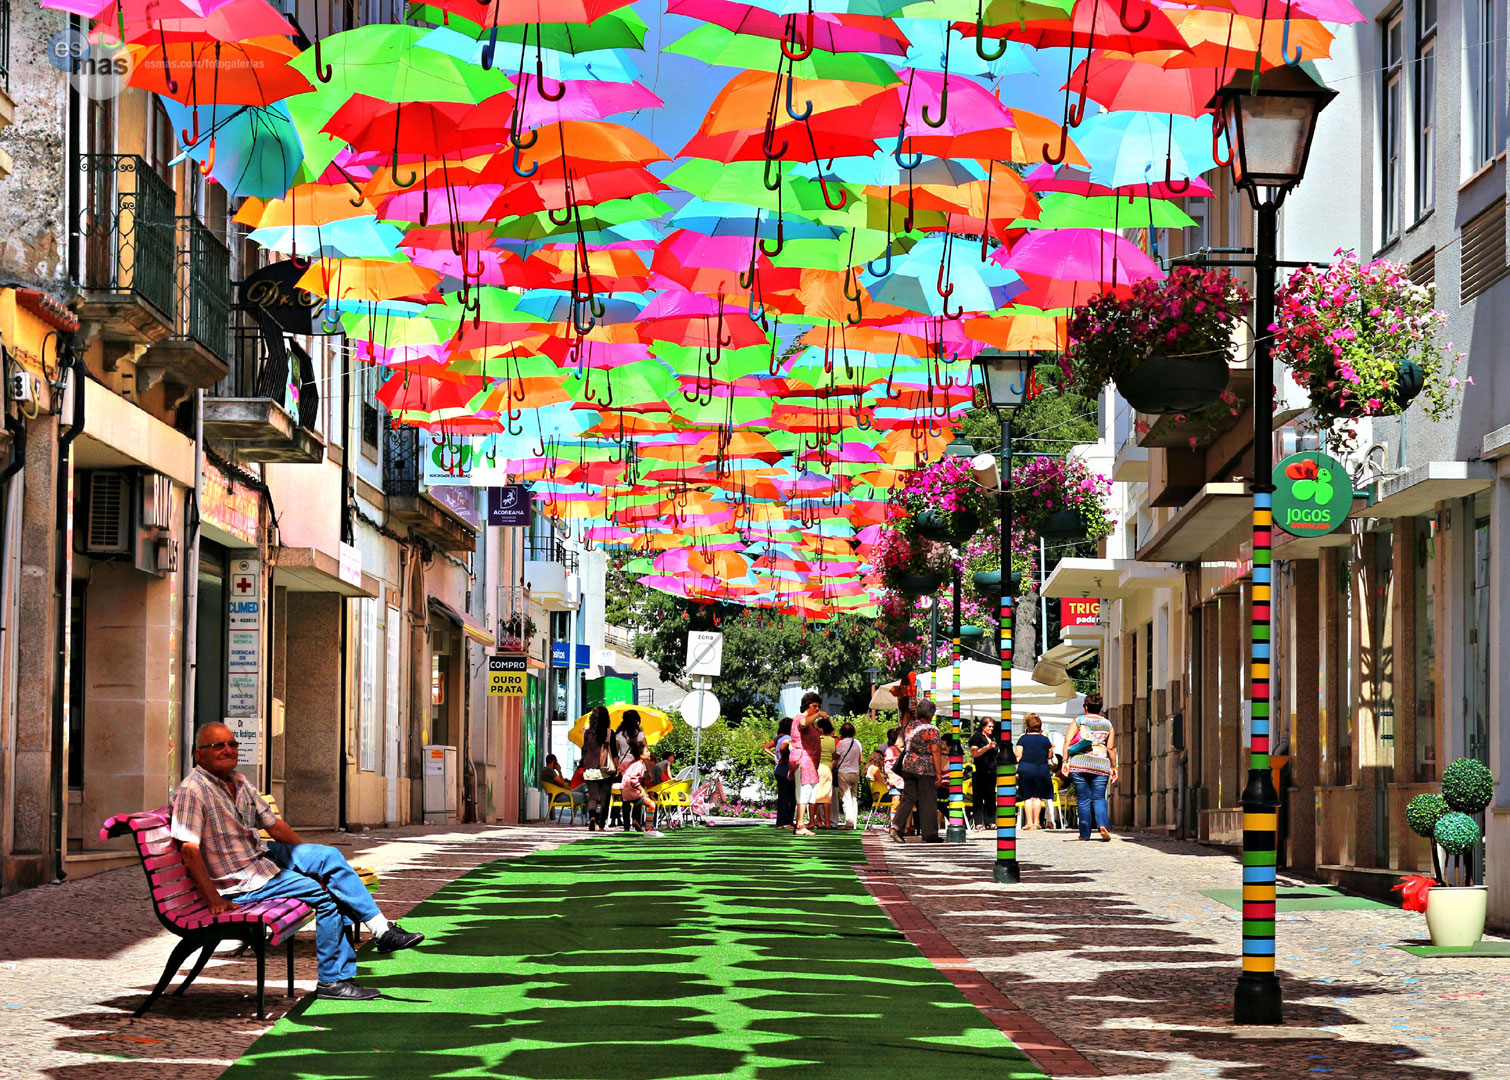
left=361, top=358, right=382, bottom=450
left=1466, top=0, right=1507, bottom=170
left=1414, top=0, right=1437, bottom=216
left=1381, top=10, right=1404, bottom=240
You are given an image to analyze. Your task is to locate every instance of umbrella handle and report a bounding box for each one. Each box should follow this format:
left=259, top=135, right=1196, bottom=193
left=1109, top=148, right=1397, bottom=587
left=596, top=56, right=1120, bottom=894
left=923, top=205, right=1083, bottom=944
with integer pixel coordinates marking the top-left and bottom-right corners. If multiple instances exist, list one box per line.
left=1164, top=158, right=1191, bottom=195
left=480, top=24, right=500, bottom=71
left=758, top=217, right=784, bottom=257
left=573, top=303, right=597, bottom=337
left=747, top=288, right=765, bottom=324
left=1116, top=0, right=1151, bottom=33
left=866, top=241, right=893, bottom=277
left=761, top=121, right=788, bottom=162
left=1281, top=7, right=1303, bottom=65
left=510, top=124, right=539, bottom=150
left=974, top=4, right=1008, bottom=62
left=922, top=35, right=951, bottom=129
left=846, top=294, right=864, bottom=326
left=147, top=5, right=179, bottom=95
left=197, top=138, right=215, bottom=177
left=391, top=150, right=419, bottom=188
left=805, top=122, right=847, bottom=209
left=781, top=12, right=815, bottom=61
left=768, top=321, right=783, bottom=376
left=892, top=127, right=922, bottom=170
left=762, top=156, right=785, bottom=191
left=784, top=76, right=813, bottom=123
left=312, top=37, right=333, bottom=83
left=1042, top=123, right=1069, bottom=166
left=536, top=56, right=568, bottom=101
left=511, top=144, right=538, bottom=178
left=181, top=110, right=199, bottom=146
left=547, top=202, right=574, bottom=226
left=1211, top=116, right=1233, bottom=168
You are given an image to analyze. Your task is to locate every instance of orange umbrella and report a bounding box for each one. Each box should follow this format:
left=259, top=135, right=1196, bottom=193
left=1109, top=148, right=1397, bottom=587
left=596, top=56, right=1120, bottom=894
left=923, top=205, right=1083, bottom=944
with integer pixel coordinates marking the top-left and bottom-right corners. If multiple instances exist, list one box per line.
left=235, top=184, right=377, bottom=227
left=296, top=259, right=442, bottom=302
left=127, top=35, right=311, bottom=105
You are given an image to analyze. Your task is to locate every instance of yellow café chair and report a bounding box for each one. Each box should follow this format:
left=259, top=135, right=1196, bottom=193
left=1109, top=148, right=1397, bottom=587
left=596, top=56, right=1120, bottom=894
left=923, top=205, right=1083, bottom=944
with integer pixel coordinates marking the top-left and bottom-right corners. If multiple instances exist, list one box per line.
left=651, top=779, right=694, bottom=829
left=542, top=781, right=583, bottom=825
left=863, top=779, right=896, bottom=830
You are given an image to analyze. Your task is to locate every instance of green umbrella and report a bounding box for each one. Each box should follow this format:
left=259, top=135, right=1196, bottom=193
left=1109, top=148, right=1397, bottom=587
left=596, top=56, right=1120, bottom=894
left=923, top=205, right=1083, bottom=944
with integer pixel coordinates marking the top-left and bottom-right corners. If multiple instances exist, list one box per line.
left=1013, top=193, right=1198, bottom=231
left=669, top=25, right=901, bottom=85
left=406, top=6, right=649, bottom=51
left=562, top=361, right=681, bottom=406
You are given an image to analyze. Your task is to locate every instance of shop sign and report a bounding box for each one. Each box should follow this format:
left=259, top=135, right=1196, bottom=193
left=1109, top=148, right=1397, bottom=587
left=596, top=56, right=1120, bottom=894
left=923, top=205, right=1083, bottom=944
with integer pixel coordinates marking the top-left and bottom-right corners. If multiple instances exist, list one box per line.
left=1060, top=598, right=1101, bottom=627
left=201, top=460, right=260, bottom=546
left=488, top=485, right=531, bottom=527
left=1272, top=452, right=1352, bottom=537
left=489, top=654, right=527, bottom=697
left=551, top=641, right=590, bottom=667
left=227, top=716, right=263, bottom=768
left=338, top=541, right=362, bottom=588
left=238, top=260, right=326, bottom=336
left=428, top=484, right=479, bottom=525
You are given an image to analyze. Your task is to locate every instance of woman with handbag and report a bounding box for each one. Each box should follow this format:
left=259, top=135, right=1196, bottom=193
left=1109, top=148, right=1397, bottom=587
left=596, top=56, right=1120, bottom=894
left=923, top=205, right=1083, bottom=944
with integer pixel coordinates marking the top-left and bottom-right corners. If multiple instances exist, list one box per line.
left=580, top=707, right=615, bottom=832
left=764, top=717, right=796, bottom=828
left=1062, top=694, right=1118, bottom=841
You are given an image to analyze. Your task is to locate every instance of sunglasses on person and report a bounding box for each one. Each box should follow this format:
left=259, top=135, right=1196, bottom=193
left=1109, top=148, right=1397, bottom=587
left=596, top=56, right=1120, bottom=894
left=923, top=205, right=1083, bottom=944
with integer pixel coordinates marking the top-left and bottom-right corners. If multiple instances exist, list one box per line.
left=197, top=740, right=239, bottom=752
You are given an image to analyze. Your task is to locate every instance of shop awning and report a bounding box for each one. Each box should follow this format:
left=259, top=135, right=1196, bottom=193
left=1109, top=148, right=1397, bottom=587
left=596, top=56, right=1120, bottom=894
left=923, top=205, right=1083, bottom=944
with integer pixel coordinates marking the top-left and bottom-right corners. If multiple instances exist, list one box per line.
left=428, top=597, right=496, bottom=647
left=1359, top=461, right=1495, bottom=518
left=272, top=546, right=378, bottom=598
left=1043, top=558, right=1182, bottom=600
left=1136, top=482, right=1251, bottom=562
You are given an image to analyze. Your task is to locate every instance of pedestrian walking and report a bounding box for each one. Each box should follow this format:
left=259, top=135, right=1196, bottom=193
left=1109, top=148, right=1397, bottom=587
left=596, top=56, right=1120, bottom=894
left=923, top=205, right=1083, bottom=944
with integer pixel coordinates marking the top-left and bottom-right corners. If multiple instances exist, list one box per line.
left=968, top=718, right=997, bottom=831
left=580, top=706, right=615, bottom=833
left=891, top=698, right=946, bottom=844
left=765, top=717, right=796, bottom=828
left=1063, top=694, right=1118, bottom=841
left=790, top=692, right=826, bottom=836
left=171, top=723, right=423, bottom=1002
left=614, top=710, right=647, bottom=830
left=834, top=722, right=863, bottom=829
left=813, top=717, right=836, bottom=828
left=619, top=743, right=664, bottom=837
left=1013, top=713, right=1055, bottom=831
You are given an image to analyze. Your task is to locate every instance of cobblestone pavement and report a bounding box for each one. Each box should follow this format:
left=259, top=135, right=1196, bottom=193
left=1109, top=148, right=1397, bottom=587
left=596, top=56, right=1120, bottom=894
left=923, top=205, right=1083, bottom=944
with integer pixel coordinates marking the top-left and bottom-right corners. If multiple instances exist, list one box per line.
left=879, top=828, right=1510, bottom=1080
left=0, top=823, right=569, bottom=1080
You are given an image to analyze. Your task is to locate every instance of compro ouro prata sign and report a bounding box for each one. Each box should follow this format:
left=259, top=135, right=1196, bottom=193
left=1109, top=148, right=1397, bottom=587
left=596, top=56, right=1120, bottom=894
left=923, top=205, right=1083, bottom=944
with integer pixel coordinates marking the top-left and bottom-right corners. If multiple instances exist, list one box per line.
left=1271, top=451, right=1352, bottom=538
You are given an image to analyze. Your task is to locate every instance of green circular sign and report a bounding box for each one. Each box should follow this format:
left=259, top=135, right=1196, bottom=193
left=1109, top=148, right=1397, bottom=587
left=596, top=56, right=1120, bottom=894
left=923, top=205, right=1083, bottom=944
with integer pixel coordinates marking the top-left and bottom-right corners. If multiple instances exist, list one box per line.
left=1272, top=452, right=1352, bottom=537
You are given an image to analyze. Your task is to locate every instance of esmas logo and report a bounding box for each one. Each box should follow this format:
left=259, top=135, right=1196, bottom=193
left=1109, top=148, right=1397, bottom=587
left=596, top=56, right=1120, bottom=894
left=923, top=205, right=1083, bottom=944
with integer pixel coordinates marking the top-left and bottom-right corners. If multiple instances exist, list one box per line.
left=48, top=28, right=133, bottom=101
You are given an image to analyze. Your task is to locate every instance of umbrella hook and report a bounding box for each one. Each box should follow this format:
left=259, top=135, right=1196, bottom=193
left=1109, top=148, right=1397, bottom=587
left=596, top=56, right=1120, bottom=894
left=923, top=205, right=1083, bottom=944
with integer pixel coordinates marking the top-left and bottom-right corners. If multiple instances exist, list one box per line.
left=762, top=155, right=785, bottom=191
left=1116, top=0, right=1151, bottom=33
left=1066, top=36, right=1094, bottom=126
left=512, top=142, right=538, bottom=178
left=391, top=152, right=418, bottom=189
left=759, top=213, right=784, bottom=257
left=761, top=119, right=788, bottom=161
left=573, top=300, right=597, bottom=336
left=1211, top=113, right=1233, bottom=167
left=843, top=270, right=861, bottom=303
left=806, top=121, right=847, bottom=209
left=974, top=0, right=1008, bottom=61
left=312, top=36, right=333, bottom=83
left=784, top=75, right=813, bottom=122
left=846, top=294, right=864, bottom=326
left=866, top=240, right=893, bottom=277
left=181, top=109, right=199, bottom=146
left=198, top=138, right=216, bottom=177
left=1281, top=0, right=1303, bottom=64
left=781, top=11, right=815, bottom=61
left=1164, top=157, right=1191, bottom=195
left=507, top=409, right=523, bottom=435
left=547, top=200, right=574, bottom=226
left=536, top=41, right=567, bottom=100
left=1042, top=122, right=1070, bottom=166
left=768, top=320, right=783, bottom=376
left=147, top=2, right=179, bottom=94
left=922, top=34, right=951, bottom=128
left=892, top=126, right=922, bottom=170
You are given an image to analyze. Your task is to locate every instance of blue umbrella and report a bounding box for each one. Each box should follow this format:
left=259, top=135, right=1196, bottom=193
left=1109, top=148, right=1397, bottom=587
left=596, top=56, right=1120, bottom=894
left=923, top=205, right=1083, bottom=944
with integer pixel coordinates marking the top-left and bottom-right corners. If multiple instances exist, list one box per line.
left=163, top=100, right=302, bottom=200
left=1070, top=112, right=1217, bottom=189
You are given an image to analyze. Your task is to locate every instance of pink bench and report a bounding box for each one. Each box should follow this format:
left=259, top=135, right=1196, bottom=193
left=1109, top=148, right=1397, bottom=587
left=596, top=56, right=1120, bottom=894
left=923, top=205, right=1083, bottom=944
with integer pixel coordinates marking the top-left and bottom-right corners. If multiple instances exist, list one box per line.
left=102, top=808, right=315, bottom=1019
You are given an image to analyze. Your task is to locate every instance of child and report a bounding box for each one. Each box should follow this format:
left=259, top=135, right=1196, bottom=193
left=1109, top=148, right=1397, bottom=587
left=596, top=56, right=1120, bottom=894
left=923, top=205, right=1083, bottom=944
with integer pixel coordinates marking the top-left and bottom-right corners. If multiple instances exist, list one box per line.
left=619, top=744, right=663, bottom=837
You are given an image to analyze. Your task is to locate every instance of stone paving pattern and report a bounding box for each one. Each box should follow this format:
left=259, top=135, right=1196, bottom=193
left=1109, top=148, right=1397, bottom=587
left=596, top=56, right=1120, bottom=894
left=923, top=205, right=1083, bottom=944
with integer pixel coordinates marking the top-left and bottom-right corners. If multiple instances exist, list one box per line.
left=879, top=829, right=1510, bottom=1080
left=0, top=825, right=566, bottom=1080
left=7, top=822, right=1510, bottom=1080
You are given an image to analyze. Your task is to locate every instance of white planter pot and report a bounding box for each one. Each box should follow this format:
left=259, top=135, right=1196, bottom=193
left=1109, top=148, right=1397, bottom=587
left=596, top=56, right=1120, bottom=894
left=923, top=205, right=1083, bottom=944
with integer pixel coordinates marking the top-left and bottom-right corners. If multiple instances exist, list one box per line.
left=1424, top=885, right=1488, bottom=948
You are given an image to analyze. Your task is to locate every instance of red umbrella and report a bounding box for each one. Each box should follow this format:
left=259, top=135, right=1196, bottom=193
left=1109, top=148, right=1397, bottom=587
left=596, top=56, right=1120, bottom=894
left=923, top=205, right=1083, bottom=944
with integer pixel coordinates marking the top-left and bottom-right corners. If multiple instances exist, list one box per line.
left=973, top=0, right=1190, bottom=54
left=1065, top=56, right=1226, bottom=117
left=1023, top=162, right=1214, bottom=200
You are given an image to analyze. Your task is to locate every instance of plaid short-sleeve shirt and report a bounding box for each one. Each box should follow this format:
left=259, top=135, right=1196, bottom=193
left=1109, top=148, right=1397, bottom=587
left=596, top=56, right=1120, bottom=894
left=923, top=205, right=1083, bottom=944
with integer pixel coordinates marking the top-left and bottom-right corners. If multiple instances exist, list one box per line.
left=169, top=766, right=281, bottom=896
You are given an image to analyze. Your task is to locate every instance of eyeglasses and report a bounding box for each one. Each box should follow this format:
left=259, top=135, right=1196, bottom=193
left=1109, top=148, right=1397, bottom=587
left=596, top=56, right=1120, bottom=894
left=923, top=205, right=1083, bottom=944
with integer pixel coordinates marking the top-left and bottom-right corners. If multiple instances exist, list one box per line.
left=197, top=740, right=239, bottom=752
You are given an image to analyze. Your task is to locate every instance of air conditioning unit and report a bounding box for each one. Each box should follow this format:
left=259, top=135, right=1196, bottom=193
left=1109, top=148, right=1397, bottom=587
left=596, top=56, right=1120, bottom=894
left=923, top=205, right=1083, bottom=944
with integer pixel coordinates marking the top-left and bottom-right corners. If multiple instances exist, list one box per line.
left=84, top=471, right=132, bottom=554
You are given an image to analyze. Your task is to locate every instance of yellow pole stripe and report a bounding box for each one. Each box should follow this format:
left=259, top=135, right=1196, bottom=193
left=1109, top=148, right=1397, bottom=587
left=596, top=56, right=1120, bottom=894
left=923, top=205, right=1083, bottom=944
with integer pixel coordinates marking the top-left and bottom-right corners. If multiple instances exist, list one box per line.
left=1245, top=813, right=1278, bottom=831
left=1242, top=956, right=1276, bottom=973
left=1253, top=663, right=1270, bottom=680
left=1243, top=885, right=1277, bottom=902
left=1254, top=510, right=1273, bottom=526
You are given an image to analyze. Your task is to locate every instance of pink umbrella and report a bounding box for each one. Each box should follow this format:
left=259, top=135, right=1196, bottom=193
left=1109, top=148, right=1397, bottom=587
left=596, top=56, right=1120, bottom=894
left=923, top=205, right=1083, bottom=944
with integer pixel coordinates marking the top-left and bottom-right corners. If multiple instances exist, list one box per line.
left=376, top=185, right=506, bottom=224
left=996, top=229, right=1163, bottom=291
left=668, top=0, right=912, bottom=56
left=892, top=69, right=1016, bottom=136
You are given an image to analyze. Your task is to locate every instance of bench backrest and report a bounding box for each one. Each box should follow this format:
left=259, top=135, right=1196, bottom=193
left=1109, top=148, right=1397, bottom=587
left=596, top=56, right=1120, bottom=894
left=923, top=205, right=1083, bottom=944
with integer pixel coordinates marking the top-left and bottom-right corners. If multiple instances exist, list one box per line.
left=101, top=808, right=212, bottom=934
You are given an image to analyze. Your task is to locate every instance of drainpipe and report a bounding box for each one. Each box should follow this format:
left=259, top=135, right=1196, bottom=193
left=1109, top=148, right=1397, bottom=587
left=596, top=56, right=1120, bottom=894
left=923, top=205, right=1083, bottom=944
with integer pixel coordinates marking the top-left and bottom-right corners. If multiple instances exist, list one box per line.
left=181, top=390, right=204, bottom=777
left=51, top=338, right=83, bottom=881
left=337, top=346, right=352, bottom=831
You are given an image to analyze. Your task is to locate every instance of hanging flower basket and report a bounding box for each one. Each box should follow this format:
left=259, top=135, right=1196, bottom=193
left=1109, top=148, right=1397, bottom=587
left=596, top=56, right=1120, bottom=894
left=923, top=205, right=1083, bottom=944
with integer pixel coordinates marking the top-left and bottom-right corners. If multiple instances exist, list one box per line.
left=1113, top=353, right=1231, bottom=415
left=896, top=571, right=945, bottom=595
left=1273, top=252, right=1465, bottom=438
left=1310, top=359, right=1425, bottom=419
left=1039, top=509, right=1086, bottom=541
left=914, top=508, right=982, bottom=545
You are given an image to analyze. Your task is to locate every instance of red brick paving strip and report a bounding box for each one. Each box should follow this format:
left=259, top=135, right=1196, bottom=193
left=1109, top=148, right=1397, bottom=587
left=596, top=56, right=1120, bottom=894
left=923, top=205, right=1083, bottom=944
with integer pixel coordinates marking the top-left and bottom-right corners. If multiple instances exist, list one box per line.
left=857, top=832, right=1102, bottom=1078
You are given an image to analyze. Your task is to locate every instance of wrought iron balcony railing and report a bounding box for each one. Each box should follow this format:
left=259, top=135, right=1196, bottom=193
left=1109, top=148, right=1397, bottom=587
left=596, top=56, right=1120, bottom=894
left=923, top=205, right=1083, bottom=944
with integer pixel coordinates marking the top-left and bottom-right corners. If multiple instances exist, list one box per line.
left=526, top=535, right=579, bottom=572
left=227, top=306, right=320, bottom=431
left=78, top=155, right=176, bottom=319
left=385, top=422, right=422, bottom=498
left=176, top=215, right=230, bottom=363
left=1, top=0, right=12, bottom=95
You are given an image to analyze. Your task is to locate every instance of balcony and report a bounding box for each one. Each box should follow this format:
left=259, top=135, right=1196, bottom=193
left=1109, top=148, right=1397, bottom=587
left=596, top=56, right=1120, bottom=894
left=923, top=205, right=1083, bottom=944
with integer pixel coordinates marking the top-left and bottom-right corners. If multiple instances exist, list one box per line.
left=78, top=155, right=177, bottom=348
left=384, top=424, right=478, bottom=551
left=201, top=308, right=324, bottom=464
left=0, top=0, right=13, bottom=178
left=496, top=583, right=534, bottom=653
left=524, top=536, right=580, bottom=611
left=136, top=215, right=236, bottom=399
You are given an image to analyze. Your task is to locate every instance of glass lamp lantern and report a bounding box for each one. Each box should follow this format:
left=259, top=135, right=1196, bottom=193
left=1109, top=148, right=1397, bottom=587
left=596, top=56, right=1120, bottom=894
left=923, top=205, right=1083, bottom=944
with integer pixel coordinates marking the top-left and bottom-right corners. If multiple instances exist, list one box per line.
left=972, top=351, right=1034, bottom=414
left=1208, top=66, right=1338, bottom=197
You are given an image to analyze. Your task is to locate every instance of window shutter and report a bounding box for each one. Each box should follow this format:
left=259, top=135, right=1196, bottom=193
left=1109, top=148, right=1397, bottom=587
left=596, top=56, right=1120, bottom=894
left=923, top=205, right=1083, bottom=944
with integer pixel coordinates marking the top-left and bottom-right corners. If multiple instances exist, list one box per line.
left=1460, top=201, right=1508, bottom=302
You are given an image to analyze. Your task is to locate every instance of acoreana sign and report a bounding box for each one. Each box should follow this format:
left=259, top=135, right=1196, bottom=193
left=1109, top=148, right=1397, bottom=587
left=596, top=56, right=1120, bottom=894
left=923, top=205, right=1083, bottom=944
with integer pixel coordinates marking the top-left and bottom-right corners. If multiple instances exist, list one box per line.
left=1271, top=452, right=1352, bottom=537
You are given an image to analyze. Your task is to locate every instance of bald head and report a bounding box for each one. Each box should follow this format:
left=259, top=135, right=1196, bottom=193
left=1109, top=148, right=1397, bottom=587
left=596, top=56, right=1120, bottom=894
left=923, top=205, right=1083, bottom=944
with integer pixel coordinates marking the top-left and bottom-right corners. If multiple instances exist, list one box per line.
left=194, top=722, right=240, bottom=778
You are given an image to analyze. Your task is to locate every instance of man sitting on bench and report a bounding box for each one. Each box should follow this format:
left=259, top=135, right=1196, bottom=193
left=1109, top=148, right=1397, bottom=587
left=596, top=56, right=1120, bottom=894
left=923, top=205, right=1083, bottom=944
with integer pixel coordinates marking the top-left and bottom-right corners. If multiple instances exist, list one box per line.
left=170, top=722, right=424, bottom=1002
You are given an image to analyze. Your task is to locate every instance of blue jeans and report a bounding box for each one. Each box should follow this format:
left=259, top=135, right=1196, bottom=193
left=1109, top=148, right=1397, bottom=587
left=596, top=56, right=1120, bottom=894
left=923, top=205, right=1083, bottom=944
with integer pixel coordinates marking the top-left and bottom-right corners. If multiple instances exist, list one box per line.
left=1070, top=773, right=1109, bottom=839
left=230, top=842, right=380, bottom=983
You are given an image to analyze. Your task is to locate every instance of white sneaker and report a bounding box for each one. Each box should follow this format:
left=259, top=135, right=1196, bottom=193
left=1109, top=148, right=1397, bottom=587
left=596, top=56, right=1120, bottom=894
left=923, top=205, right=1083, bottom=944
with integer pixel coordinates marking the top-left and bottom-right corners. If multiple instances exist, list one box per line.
left=643, top=829, right=665, bottom=838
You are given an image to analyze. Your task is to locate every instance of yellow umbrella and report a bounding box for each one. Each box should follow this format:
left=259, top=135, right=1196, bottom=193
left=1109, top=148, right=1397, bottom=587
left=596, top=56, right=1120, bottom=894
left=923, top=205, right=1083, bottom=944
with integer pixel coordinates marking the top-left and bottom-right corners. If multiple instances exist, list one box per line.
left=567, top=702, right=674, bottom=747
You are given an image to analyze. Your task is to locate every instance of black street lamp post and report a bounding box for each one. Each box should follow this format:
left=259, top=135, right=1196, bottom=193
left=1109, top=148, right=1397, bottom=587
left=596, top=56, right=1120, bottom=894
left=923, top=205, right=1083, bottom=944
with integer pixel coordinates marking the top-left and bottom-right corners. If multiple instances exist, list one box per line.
left=1208, top=64, right=1337, bottom=1027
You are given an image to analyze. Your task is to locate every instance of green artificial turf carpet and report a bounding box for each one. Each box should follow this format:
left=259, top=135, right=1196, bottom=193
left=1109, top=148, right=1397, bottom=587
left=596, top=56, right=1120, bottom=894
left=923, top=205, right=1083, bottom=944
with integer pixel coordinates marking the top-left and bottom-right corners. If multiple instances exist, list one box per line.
left=226, top=828, right=1047, bottom=1079
left=1200, top=886, right=1388, bottom=912
left=1393, top=940, right=1510, bottom=956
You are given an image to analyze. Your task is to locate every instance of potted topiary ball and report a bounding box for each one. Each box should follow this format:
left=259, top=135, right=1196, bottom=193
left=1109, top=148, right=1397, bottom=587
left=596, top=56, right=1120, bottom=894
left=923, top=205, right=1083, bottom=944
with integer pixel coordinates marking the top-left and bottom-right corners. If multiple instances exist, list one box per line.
left=1421, top=759, right=1493, bottom=947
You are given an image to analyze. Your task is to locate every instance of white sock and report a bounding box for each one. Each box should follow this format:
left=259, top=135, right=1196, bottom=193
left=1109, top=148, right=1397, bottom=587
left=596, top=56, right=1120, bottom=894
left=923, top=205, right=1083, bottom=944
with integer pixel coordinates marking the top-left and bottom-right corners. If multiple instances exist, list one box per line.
left=366, top=913, right=391, bottom=936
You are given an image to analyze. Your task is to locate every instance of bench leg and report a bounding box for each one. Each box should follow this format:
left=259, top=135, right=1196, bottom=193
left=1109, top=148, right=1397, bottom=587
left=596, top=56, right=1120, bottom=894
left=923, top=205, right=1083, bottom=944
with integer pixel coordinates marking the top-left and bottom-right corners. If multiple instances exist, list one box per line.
left=253, top=937, right=267, bottom=1021
left=172, top=942, right=218, bottom=997
left=135, top=937, right=200, bottom=1017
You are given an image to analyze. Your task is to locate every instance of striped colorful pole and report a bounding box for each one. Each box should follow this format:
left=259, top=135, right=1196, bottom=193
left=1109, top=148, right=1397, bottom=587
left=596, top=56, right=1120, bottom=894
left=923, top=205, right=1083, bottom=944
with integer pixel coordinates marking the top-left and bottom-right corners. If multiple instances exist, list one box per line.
left=994, top=412, right=1019, bottom=884
left=946, top=571, right=967, bottom=842
left=1236, top=199, right=1281, bottom=1025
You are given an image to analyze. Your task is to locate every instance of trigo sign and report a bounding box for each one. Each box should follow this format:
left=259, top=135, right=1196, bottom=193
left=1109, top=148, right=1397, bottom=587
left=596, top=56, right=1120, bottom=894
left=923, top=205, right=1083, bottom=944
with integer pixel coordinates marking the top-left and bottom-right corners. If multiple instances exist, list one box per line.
left=1271, top=452, right=1353, bottom=537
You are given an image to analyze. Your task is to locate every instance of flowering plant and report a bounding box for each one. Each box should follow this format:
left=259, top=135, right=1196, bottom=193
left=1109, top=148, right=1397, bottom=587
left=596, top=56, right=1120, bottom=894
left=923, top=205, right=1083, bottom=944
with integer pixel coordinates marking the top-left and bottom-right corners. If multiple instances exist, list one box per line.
left=1011, top=456, right=1115, bottom=543
left=874, top=528, right=952, bottom=592
left=890, top=453, right=996, bottom=540
left=1272, top=251, right=1465, bottom=425
left=1062, top=267, right=1251, bottom=394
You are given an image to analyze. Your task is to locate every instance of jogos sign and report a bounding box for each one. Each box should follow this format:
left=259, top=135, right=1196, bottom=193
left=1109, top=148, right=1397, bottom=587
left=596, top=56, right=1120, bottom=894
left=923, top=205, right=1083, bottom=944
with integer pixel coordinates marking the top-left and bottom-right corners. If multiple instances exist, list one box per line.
left=1272, top=452, right=1352, bottom=537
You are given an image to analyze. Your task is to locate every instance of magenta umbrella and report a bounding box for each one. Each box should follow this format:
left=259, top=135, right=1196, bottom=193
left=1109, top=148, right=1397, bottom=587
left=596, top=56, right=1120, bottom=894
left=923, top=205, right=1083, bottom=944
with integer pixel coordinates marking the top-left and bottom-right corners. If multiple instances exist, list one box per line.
left=1023, top=162, right=1214, bottom=200
left=657, top=230, right=772, bottom=271
left=376, top=185, right=506, bottom=223
left=501, top=78, right=664, bottom=131
left=892, top=69, right=1015, bottom=136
